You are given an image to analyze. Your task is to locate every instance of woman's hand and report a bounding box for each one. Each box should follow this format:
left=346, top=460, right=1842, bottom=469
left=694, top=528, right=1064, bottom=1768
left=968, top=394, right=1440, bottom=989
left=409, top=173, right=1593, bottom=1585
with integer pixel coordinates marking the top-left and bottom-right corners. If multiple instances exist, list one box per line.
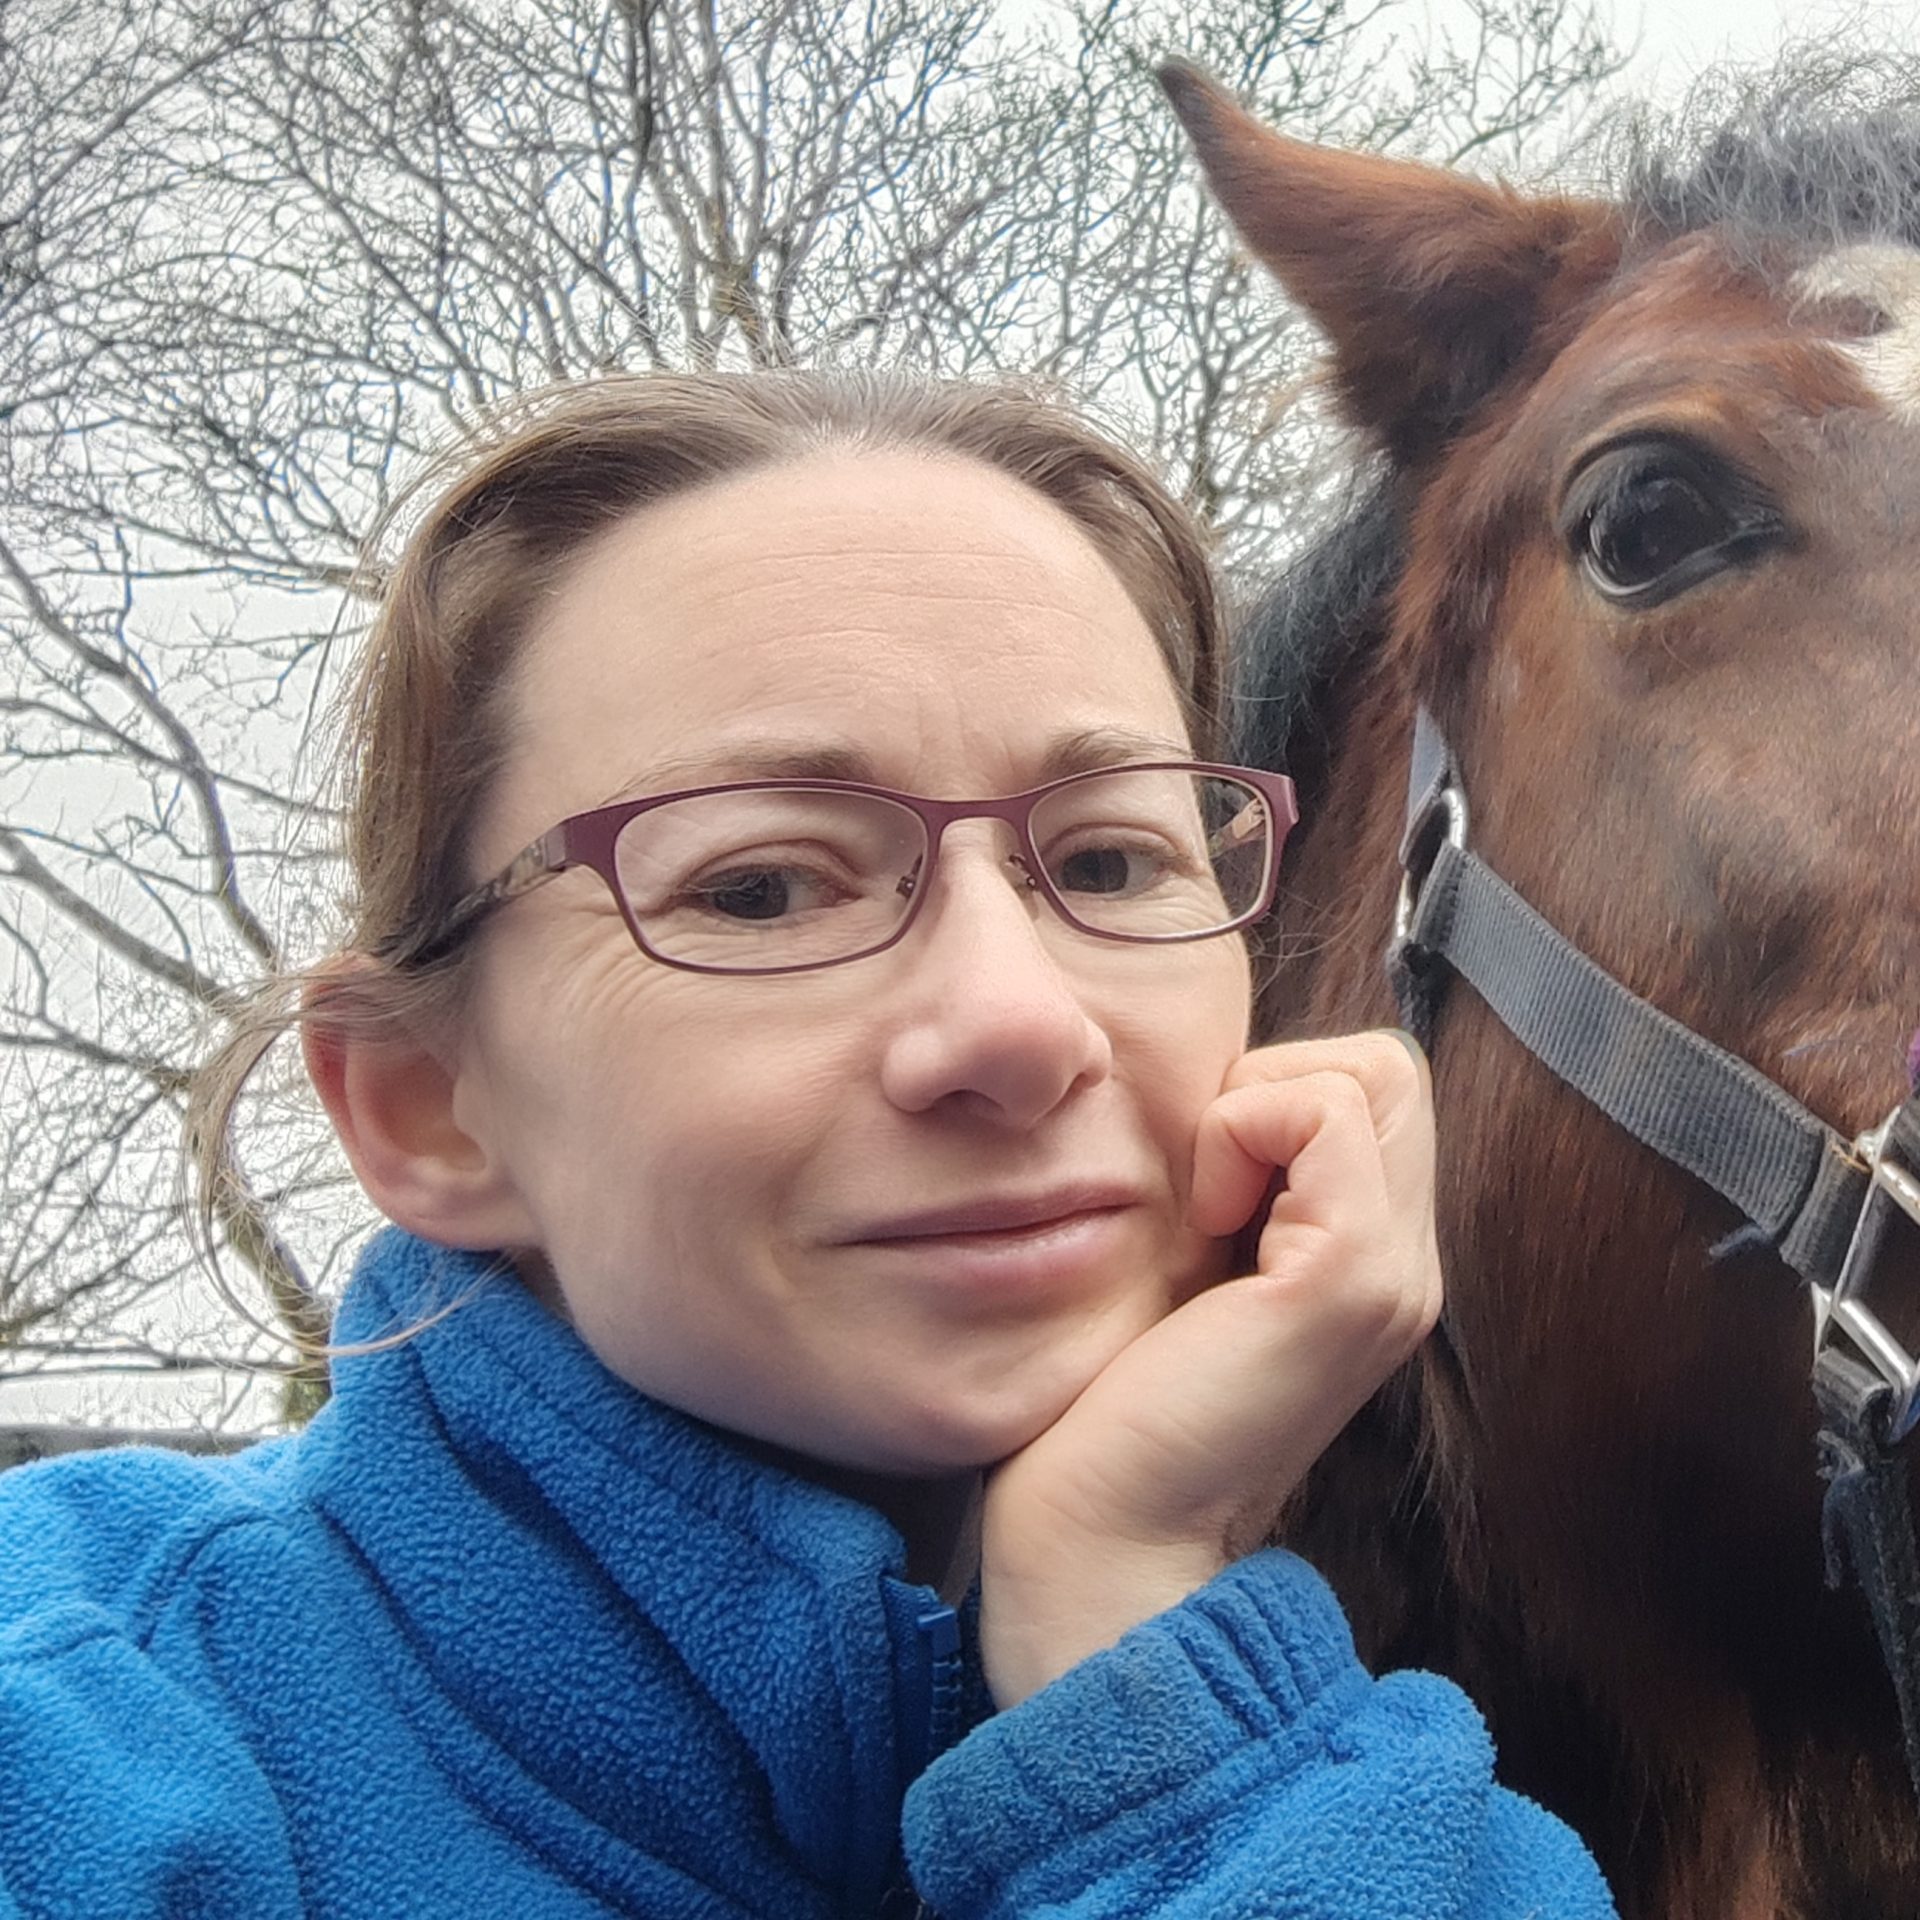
left=979, top=1031, right=1441, bottom=1707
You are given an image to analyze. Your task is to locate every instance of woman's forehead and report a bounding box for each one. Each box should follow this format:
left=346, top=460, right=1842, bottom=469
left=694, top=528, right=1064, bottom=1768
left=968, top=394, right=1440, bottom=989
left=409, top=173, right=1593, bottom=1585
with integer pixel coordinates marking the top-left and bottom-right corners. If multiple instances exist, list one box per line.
left=540, top=448, right=1145, bottom=651
left=496, top=449, right=1187, bottom=812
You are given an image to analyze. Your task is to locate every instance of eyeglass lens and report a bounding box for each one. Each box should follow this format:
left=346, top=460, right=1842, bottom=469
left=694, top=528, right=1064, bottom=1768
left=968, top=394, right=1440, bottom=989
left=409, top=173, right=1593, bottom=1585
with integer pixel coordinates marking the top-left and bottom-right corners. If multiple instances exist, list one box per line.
left=610, top=770, right=1272, bottom=972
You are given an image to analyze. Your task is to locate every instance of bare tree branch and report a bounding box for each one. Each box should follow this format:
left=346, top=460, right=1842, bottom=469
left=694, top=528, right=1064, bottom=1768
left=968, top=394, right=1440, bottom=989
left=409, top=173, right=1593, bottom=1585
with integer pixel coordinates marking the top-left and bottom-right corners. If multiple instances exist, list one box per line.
left=0, top=0, right=1618, bottom=1435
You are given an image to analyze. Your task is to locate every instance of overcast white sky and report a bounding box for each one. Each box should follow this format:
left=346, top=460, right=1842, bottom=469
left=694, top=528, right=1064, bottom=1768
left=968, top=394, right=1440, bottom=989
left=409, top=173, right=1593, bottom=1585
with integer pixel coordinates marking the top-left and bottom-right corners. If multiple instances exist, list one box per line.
left=7, top=0, right=1915, bottom=1439
left=1616, top=0, right=1911, bottom=93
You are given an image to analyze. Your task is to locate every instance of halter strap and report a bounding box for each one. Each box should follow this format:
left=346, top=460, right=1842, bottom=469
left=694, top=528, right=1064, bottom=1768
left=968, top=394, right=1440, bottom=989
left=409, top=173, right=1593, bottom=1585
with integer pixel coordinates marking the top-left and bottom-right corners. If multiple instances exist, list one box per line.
left=1816, top=1347, right=1920, bottom=1796
left=1391, top=710, right=1868, bottom=1289
left=1389, top=705, right=1920, bottom=1795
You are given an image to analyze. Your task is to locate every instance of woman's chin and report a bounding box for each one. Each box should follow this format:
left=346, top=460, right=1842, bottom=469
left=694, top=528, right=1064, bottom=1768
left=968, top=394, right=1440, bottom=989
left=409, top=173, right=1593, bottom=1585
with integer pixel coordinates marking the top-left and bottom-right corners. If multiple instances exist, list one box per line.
left=870, top=1379, right=1097, bottom=1478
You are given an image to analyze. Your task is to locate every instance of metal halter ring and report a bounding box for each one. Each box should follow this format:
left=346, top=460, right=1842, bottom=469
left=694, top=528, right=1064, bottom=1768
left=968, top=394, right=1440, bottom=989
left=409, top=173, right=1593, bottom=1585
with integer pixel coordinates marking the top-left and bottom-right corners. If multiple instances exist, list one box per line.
left=1813, top=1107, right=1920, bottom=1443
left=1393, top=783, right=1470, bottom=948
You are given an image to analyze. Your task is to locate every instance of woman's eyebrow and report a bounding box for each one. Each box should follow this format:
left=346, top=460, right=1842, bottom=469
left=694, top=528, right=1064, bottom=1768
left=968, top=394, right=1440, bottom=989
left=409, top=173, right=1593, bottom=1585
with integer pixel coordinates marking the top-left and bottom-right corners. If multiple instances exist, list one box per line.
left=600, top=726, right=1191, bottom=805
left=1038, top=727, right=1192, bottom=778
left=598, top=743, right=877, bottom=803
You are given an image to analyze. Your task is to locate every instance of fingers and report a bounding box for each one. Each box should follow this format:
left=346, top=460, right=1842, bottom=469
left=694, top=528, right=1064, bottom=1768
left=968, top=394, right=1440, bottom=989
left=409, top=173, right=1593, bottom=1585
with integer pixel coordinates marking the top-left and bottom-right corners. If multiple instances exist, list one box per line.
left=1228, top=1029, right=1431, bottom=1199
left=1189, top=1030, right=1433, bottom=1239
left=978, top=1030, right=1443, bottom=1705
left=1190, top=1071, right=1436, bottom=1358
left=1188, top=1070, right=1385, bottom=1241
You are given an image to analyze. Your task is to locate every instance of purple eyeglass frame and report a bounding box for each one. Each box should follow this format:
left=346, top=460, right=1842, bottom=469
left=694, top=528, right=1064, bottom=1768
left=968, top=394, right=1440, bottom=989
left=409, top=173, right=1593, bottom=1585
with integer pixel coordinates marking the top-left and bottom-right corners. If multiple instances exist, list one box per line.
left=406, top=760, right=1299, bottom=977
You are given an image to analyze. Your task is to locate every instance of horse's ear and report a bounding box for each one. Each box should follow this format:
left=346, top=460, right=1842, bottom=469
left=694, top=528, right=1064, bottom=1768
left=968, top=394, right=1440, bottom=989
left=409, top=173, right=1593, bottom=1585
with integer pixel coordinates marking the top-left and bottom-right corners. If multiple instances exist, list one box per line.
left=1159, top=62, right=1617, bottom=464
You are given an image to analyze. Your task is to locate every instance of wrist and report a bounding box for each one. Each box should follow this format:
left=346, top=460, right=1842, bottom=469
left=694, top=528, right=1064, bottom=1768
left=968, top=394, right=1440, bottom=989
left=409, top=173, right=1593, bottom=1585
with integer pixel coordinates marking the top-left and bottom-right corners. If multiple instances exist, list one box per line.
left=982, top=1531, right=1225, bottom=1706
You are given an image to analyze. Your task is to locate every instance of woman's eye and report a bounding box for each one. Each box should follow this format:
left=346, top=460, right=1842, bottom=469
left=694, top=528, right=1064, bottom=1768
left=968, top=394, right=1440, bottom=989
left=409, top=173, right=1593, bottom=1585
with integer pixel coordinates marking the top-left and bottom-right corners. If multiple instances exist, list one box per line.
left=1567, top=445, right=1778, bottom=606
left=1050, top=838, right=1180, bottom=897
left=687, top=864, right=849, bottom=920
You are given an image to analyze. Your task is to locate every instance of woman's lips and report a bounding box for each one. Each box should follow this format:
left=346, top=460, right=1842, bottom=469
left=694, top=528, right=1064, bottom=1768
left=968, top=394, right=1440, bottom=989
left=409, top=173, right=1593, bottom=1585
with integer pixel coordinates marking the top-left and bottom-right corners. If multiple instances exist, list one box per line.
left=839, top=1190, right=1142, bottom=1298
left=844, top=1185, right=1143, bottom=1244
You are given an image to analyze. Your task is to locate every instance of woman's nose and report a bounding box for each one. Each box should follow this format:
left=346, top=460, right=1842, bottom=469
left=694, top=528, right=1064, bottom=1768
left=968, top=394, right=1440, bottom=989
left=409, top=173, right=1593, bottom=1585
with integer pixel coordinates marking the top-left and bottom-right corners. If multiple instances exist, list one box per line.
left=877, top=836, right=1113, bottom=1127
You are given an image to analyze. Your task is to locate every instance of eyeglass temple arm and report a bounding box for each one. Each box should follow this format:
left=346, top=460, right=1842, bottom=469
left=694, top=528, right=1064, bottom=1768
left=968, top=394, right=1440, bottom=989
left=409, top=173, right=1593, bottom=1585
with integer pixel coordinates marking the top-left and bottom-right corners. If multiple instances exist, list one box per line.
left=1208, top=794, right=1274, bottom=856
left=408, top=829, right=570, bottom=965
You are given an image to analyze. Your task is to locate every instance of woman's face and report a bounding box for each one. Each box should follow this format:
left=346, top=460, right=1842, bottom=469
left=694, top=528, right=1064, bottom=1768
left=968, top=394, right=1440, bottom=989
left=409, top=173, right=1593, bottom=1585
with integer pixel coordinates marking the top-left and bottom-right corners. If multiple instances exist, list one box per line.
left=450, top=449, right=1251, bottom=1476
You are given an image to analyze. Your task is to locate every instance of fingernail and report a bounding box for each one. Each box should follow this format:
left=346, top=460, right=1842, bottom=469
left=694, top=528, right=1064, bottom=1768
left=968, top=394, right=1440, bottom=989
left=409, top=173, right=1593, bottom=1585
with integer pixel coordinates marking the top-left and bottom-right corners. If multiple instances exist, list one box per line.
left=1387, top=1027, right=1425, bottom=1060
left=1387, top=1028, right=1430, bottom=1079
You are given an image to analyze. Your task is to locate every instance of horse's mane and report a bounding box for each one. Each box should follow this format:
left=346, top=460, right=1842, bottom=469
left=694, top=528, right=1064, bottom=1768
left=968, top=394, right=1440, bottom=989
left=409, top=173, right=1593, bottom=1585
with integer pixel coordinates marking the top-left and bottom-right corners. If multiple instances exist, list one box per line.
left=1237, top=53, right=1920, bottom=782
left=1627, top=54, right=1920, bottom=255
left=1230, top=472, right=1400, bottom=786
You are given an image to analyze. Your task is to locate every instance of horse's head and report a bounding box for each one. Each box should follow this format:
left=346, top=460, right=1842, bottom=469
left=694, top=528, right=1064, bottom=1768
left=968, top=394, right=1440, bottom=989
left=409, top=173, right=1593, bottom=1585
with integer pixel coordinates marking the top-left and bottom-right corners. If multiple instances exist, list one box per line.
left=1166, top=63, right=1920, bottom=1910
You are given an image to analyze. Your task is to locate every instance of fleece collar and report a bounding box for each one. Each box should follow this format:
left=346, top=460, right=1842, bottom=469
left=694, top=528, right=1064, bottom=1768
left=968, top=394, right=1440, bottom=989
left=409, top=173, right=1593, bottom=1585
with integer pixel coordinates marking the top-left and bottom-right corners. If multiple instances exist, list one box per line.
left=302, top=1228, right=936, bottom=1915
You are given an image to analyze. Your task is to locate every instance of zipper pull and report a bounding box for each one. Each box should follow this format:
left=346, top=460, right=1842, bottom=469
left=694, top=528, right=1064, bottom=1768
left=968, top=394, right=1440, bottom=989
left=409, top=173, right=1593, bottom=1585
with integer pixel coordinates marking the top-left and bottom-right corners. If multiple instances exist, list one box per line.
left=917, top=1599, right=962, bottom=1764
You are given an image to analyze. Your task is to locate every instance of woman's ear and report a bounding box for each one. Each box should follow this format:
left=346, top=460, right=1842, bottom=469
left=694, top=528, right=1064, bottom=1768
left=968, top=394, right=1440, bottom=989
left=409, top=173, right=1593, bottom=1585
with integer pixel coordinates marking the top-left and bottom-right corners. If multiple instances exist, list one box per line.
left=301, top=957, right=536, bottom=1250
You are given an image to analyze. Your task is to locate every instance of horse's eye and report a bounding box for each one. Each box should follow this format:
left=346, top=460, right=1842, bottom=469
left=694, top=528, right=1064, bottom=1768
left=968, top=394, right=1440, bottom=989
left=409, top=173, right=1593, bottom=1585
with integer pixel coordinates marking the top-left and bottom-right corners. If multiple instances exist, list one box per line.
left=1587, top=473, right=1728, bottom=590
left=1564, top=443, right=1778, bottom=607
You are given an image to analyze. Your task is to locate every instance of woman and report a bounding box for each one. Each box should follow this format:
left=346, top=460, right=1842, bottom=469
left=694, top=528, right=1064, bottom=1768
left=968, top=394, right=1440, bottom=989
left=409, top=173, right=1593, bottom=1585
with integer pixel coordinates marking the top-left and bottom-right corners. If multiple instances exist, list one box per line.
left=0, top=373, right=1613, bottom=1917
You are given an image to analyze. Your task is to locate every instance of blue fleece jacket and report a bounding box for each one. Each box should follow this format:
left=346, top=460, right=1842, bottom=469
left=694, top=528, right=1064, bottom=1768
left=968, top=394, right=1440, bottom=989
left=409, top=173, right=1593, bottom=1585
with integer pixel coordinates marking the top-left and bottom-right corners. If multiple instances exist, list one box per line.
left=0, top=1228, right=1615, bottom=1918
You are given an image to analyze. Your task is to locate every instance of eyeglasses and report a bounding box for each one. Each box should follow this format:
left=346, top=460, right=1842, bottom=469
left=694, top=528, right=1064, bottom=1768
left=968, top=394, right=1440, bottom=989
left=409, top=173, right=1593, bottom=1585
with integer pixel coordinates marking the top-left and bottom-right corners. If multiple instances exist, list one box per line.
left=407, top=761, right=1298, bottom=977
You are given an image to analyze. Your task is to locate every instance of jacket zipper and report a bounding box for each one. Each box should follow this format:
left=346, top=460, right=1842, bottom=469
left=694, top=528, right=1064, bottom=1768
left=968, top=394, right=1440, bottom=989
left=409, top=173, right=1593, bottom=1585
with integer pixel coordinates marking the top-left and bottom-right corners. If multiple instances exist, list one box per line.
left=892, top=1589, right=962, bottom=1780
left=915, top=1598, right=963, bottom=1771
left=876, top=1584, right=964, bottom=1916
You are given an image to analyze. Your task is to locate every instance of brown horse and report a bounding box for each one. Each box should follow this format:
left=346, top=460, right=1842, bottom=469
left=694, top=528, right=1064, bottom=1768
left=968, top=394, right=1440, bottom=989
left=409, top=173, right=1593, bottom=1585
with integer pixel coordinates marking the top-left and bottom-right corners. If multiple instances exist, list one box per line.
left=1162, top=65, right=1920, bottom=1920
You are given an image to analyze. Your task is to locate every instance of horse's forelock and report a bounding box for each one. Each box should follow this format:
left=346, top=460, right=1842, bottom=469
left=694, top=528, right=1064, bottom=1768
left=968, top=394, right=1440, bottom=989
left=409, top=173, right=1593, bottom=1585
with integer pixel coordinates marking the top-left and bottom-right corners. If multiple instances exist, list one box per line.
left=1623, top=57, right=1920, bottom=259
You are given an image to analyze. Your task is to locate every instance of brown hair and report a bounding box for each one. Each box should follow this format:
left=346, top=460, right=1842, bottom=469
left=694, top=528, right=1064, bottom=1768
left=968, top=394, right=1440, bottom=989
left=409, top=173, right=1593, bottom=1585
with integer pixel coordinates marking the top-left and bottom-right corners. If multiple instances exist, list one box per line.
left=186, top=369, right=1227, bottom=1339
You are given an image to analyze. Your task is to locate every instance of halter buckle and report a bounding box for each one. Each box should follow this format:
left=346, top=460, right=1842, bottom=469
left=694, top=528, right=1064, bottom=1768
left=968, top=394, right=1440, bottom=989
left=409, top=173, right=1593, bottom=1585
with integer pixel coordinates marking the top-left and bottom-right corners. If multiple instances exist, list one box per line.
left=1812, top=1106, right=1920, bottom=1443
